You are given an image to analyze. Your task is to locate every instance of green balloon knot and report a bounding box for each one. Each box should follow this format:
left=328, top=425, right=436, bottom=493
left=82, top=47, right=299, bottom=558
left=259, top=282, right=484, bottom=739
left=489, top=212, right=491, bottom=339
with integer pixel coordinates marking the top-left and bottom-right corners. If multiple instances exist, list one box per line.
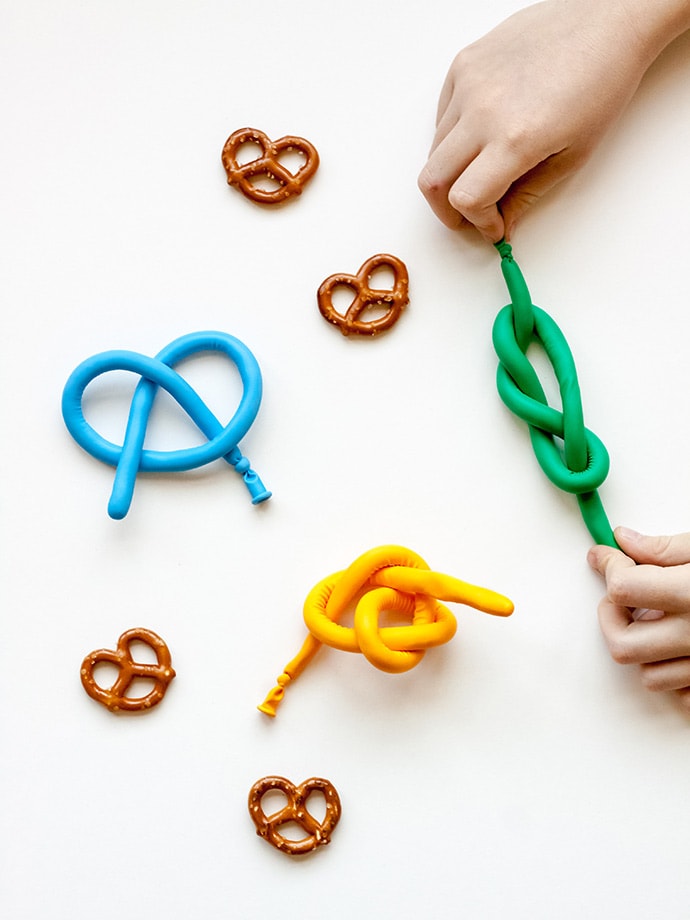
left=495, top=239, right=514, bottom=260
left=491, top=245, right=618, bottom=549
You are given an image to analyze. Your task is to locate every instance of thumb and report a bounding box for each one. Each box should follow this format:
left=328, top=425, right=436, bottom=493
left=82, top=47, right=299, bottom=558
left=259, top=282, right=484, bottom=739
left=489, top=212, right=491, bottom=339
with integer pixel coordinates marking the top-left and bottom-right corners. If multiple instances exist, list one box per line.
left=499, top=149, right=584, bottom=239
left=613, top=527, right=690, bottom=567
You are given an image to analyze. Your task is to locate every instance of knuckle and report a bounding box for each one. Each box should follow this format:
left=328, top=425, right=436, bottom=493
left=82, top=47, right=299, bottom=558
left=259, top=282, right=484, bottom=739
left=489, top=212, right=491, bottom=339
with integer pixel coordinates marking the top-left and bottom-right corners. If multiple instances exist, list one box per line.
left=639, top=665, right=663, bottom=692
left=647, top=533, right=674, bottom=560
left=500, top=121, right=534, bottom=156
left=417, top=165, right=442, bottom=199
left=605, top=572, right=632, bottom=607
left=607, top=637, right=636, bottom=666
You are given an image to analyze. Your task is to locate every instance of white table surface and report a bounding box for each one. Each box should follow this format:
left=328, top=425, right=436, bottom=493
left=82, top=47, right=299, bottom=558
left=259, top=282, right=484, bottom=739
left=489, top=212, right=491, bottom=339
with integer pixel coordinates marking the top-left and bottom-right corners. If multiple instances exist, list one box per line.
left=3, top=2, right=690, bottom=917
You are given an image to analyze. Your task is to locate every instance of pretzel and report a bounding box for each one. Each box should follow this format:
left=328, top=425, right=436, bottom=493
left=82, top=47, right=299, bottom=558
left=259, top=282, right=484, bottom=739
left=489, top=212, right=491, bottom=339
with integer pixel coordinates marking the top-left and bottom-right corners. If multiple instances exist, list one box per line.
left=317, top=253, right=409, bottom=336
left=222, top=127, right=319, bottom=204
left=248, top=776, right=341, bottom=856
left=80, top=628, right=176, bottom=713
left=258, top=545, right=514, bottom=716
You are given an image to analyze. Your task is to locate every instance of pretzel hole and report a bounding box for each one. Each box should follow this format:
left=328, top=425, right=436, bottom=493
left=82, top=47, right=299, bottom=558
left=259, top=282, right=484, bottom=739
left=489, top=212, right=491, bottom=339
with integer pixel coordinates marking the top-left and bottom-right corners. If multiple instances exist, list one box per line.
left=330, top=283, right=358, bottom=313
left=261, top=788, right=290, bottom=816
left=91, top=661, right=120, bottom=690
left=303, top=789, right=327, bottom=822
left=275, top=821, right=314, bottom=842
left=358, top=300, right=397, bottom=325
left=276, top=147, right=308, bottom=176
left=124, top=677, right=158, bottom=700
left=234, top=141, right=264, bottom=166
left=247, top=174, right=283, bottom=193
left=126, top=639, right=159, bottom=665
left=367, top=264, right=396, bottom=292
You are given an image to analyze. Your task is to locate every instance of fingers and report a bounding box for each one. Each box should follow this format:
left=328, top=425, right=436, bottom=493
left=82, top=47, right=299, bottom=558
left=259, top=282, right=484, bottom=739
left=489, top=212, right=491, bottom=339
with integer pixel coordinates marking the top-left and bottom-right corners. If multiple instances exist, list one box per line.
left=613, top=527, right=690, bottom=566
left=598, top=597, right=690, bottom=710
left=417, top=129, right=481, bottom=233
left=591, top=528, right=690, bottom=711
left=419, top=136, right=542, bottom=242
left=588, top=535, right=690, bottom=613
left=445, top=145, right=511, bottom=242
left=640, top=659, right=690, bottom=694
left=419, top=123, right=583, bottom=242
left=498, top=148, right=584, bottom=239
left=598, top=598, right=690, bottom=664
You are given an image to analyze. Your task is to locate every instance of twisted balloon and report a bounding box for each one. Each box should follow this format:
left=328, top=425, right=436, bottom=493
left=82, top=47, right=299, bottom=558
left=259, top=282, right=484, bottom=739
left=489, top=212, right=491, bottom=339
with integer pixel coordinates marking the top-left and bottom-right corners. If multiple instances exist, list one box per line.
left=258, top=545, right=513, bottom=716
left=492, top=241, right=617, bottom=547
left=62, top=331, right=271, bottom=519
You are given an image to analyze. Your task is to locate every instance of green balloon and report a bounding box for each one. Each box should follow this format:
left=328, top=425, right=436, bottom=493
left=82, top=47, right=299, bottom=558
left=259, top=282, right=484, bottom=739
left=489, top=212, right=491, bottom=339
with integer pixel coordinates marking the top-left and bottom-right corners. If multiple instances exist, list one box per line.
left=492, top=241, right=618, bottom=548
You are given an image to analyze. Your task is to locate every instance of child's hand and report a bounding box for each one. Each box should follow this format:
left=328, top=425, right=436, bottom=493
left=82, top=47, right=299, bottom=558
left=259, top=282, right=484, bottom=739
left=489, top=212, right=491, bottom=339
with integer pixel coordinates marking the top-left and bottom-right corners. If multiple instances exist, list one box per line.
left=418, top=0, right=687, bottom=242
left=588, top=528, right=690, bottom=710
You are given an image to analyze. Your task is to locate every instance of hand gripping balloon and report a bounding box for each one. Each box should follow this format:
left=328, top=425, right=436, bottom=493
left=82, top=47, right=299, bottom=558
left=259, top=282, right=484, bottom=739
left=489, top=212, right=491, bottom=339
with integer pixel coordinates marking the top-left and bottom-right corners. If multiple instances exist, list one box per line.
left=62, top=331, right=271, bottom=519
left=258, top=545, right=513, bottom=716
left=492, top=241, right=617, bottom=548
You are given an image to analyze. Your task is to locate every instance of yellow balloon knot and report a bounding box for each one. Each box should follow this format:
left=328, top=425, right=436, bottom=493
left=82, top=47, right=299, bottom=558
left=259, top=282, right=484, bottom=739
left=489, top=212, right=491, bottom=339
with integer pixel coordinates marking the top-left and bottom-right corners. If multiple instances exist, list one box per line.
left=258, top=545, right=513, bottom=717
left=257, top=672, right=292, bottom=717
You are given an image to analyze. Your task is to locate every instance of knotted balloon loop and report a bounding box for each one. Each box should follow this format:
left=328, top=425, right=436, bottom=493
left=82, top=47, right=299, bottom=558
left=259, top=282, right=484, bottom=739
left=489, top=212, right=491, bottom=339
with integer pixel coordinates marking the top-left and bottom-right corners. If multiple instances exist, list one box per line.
left=258, top=545, right=513, bottom=716
left=492, top=241, right=616, bottom=546
left=62, top=331, right=271, bottom=519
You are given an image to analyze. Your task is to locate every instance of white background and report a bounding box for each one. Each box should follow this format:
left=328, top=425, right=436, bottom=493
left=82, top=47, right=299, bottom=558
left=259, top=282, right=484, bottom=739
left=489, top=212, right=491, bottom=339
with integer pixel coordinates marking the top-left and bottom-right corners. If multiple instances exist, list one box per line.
left=3, top=1, right=690, bottom=917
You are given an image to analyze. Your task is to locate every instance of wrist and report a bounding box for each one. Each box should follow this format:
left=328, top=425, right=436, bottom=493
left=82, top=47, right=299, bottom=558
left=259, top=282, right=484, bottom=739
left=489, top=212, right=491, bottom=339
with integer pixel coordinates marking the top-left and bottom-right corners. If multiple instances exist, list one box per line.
left=606, top=0, right=690, bottom=66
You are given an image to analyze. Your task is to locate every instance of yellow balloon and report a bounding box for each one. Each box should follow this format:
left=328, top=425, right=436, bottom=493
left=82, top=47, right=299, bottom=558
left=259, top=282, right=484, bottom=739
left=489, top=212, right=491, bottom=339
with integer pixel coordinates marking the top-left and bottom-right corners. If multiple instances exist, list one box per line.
left=258, top=545, right=513, bottom=717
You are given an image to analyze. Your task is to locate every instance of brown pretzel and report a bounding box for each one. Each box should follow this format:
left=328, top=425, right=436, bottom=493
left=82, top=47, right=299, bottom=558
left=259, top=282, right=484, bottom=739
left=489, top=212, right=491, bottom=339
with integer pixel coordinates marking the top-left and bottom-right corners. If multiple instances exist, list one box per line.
left=317, top=253, right=409, bottom=336
left=80, top=627, right=176, bottom=713
left=248, top=776, right=342, bottom=856
left=222, top=127, right=319, bottom=204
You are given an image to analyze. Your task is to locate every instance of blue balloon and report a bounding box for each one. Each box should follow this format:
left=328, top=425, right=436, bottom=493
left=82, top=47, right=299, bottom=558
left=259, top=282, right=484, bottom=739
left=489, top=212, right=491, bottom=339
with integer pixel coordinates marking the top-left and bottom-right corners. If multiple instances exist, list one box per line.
left=62, top=331, right=271, bottom=519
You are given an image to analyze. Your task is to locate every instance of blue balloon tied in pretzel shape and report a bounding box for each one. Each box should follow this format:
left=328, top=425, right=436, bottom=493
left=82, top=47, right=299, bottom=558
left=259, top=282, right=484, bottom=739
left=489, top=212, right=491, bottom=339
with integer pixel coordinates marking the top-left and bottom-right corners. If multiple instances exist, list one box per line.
left=62, top=331, right=271, bottom=519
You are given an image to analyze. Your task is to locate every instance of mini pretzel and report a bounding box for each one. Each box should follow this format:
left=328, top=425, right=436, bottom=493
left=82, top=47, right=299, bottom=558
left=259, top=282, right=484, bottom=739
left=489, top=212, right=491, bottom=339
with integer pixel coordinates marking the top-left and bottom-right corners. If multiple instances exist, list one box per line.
left=221, top=127, right=319, bottom=204
left=317, top=253, right=409, bottom=336
left=80, top=627, right=176, bottom=713
left=248, top=776, right=342, bottom=856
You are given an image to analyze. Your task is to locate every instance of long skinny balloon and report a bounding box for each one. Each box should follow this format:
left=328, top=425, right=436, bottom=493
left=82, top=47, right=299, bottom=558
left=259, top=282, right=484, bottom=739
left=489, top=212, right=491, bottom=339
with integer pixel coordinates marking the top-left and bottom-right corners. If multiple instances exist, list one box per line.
left=492, top=241, right=617, bottom=548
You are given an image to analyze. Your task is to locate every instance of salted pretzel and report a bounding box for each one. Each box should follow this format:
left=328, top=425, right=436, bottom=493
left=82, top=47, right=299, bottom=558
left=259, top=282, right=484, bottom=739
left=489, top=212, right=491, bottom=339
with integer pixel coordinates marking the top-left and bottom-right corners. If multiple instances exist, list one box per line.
left=317, top=253, right=409, bottom=336
left=248, top=776, right=342, bottom=856
left=221, top=127, right=319, bottom=204
left=80, top=627, right=176, bottom=713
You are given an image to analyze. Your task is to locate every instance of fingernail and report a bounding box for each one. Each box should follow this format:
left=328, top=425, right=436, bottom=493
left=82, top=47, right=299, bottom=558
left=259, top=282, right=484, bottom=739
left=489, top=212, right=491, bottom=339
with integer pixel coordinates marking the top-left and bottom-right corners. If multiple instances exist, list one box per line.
left=615, top=526, right=643, bottom=544
left=632, top=608, right=665, bottom=621
left=586, top=546, right=604, bottom=572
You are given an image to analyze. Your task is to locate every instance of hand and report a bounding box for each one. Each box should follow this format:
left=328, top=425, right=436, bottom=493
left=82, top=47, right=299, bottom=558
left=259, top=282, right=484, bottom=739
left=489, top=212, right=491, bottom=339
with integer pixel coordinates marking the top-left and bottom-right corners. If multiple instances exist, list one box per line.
left=418, top=0, right=681, bottom=242
left=587, top=527, right=690, bottom=710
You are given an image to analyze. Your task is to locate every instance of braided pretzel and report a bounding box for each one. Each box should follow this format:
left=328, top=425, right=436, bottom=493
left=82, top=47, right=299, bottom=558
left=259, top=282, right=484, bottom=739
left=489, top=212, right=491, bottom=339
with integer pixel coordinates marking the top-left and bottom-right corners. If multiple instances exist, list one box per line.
left=317, top=253, right=409, bottom=336
left=492, top=241, right=617, bottom=547
left=248, top=776, right=341, bottom=856
left=222, top=127, right=319, bottom=204
left=258, top=545, right=513, bottom=716
left=80, top=628, right=176, bottom=713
